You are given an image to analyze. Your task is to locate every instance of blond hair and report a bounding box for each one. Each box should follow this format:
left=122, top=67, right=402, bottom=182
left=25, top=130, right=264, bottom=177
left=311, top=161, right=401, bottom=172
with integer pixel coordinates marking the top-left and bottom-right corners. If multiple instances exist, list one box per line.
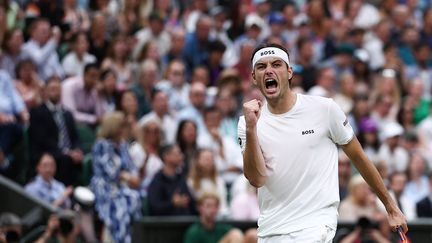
left=188, top=149, right=218, bottom=192
left=97, top=112, right=125, bottom=139
left=197, top=191, right=220, bottom=205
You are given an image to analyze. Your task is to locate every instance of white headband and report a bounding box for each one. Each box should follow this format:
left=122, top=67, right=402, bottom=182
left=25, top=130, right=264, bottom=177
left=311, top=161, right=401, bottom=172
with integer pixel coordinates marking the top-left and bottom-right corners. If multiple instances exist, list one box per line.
left=252, top=47, right=290, bottom=68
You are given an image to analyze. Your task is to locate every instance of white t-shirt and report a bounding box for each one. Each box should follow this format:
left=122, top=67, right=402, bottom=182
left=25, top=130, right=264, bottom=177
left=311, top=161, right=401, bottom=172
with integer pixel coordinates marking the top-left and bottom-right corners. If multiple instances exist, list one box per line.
left=237, top=94, right=354, bottom=237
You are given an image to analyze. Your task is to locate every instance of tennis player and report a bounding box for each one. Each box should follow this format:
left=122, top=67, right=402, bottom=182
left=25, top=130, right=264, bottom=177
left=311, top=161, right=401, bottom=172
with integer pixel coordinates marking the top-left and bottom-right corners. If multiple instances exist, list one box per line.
left=237, top=43, right=407, bottom=242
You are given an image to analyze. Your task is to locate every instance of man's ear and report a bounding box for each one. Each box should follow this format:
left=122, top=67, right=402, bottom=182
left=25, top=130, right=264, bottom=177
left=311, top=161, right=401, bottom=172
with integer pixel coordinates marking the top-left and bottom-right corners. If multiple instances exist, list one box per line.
left=251, top=71, right=257, bottom=86
left=288, top=66, right=294, bottom=80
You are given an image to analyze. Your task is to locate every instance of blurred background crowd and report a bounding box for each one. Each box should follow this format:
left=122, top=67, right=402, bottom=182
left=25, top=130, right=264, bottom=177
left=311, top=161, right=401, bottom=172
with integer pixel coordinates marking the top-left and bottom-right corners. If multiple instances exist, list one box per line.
left=1, top=0, right=432, bottom=242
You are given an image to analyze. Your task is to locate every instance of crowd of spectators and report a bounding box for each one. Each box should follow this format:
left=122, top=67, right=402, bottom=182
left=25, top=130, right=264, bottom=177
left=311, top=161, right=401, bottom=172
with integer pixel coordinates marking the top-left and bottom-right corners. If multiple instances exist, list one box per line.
left=1, top=0, right=432, bottom=242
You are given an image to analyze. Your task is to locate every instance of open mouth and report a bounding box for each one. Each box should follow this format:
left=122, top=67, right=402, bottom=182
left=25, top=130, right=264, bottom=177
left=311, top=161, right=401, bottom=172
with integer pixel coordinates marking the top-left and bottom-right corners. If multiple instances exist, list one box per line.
left=265, top=78, right=278, bottom=93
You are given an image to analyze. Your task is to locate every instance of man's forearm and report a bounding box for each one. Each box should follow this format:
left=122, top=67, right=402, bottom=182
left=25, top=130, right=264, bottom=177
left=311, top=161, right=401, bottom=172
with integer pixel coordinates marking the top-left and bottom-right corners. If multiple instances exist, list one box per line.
left=343, top=137, right=398, bottom=212
left=243, top=128, right=267, bottom=187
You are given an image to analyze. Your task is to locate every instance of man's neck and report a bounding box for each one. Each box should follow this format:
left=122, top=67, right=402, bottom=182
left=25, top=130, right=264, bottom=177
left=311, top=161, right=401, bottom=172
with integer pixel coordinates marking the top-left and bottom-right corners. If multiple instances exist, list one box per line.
left=162, top=165, right=177, bottom=177
left=267, top=91, right=297, bottom=114
left=201, top=217, right=215, bottom=230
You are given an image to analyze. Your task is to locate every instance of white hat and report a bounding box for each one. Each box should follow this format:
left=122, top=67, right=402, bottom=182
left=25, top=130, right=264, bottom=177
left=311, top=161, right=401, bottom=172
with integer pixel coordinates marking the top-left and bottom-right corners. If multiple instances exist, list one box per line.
left=354, top=49, right=370, bottom=63
left=245, top=13, right=265, bottom=29
left=73, top=186, right=95, bottom=206
left=382, top=122, right=404, bottom=140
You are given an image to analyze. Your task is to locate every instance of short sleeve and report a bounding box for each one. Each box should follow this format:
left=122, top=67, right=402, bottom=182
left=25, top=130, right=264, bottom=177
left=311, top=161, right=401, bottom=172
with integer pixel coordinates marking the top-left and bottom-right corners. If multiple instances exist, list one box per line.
left=328, top=100, right=354, bottom=145
left=237, top=116, right=246, bottom=153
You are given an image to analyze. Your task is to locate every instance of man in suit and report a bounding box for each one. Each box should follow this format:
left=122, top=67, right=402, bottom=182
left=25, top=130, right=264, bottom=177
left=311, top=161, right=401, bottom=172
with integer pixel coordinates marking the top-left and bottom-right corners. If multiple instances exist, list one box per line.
left=416, top=173, right=432, bottom=217
left=29, top=76, right=83, bottom=186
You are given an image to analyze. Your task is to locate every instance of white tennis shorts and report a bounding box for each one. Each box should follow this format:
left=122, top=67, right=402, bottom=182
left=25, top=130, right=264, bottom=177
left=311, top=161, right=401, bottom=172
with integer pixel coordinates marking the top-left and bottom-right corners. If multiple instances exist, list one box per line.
left=258, top=225, right=336, bottom=243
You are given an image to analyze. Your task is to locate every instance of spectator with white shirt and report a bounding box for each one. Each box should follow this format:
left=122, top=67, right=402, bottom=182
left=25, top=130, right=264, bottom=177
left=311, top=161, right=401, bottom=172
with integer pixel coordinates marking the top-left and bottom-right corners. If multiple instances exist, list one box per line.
left=405, top=152, right=430, bottom=204
left=156, top=59, right=190, bottom=115
left=129, top=116, right=163, bottom=197
left=377, top=122, right=409, bottom=174
left=62, top=32, right=96, bottom=77
left=22, top=18, right=64, bottom=81
left=139, top=89, right=177, bottom=146
left=198, top=106, right=243, bottom=187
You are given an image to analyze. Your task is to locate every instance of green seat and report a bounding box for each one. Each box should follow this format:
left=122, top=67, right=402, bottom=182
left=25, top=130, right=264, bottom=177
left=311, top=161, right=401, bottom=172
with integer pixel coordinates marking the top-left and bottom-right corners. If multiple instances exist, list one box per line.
left=78, top=153, right=93, bottom=186
left=76, top=123, right=96, bottom=154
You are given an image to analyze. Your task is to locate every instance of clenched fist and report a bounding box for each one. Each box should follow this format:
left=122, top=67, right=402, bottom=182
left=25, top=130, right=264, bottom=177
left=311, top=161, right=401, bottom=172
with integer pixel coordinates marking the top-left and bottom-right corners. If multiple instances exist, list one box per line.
left=243, top=99, right=262, bottom=129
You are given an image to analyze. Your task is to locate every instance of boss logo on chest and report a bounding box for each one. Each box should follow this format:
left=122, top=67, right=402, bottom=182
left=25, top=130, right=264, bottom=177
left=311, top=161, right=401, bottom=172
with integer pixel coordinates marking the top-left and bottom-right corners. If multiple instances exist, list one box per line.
left=260, top=50, right=275, bottom=56
left=302, top=129, right=314, bottom=135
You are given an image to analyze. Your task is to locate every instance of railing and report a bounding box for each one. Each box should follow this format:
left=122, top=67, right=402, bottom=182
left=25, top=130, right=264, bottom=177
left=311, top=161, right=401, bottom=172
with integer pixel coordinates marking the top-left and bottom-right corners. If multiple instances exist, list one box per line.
left=132, top=216, right=432, bottom=243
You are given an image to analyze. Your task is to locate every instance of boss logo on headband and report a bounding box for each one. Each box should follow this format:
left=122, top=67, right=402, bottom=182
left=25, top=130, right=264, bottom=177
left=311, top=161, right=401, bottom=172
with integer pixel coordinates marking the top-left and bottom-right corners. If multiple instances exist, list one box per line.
left=260, top=50, right=275, bottom=56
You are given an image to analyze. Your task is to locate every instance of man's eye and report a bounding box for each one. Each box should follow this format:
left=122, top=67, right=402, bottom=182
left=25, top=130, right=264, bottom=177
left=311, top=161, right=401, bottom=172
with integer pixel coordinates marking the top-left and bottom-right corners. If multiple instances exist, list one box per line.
left=256, top=65, right=265, bottom=70
left=273, top=63, right=282, bottom=67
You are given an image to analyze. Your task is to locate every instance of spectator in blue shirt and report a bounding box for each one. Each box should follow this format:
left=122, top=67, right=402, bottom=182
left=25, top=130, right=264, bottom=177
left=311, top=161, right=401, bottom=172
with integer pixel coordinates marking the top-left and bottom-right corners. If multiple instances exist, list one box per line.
left=0, top=70, right=28, bottom=175
left=25, top=153, right=73, bottom=209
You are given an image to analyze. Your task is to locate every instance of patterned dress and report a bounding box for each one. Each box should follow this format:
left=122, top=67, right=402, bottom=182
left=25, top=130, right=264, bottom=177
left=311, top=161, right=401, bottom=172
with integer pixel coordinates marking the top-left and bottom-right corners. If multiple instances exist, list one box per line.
left=90, top=139, right=141, bottom=243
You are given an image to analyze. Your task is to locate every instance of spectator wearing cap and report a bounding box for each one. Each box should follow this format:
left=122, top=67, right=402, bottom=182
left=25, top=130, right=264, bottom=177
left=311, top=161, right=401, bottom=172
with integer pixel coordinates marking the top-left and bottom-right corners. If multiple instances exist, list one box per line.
left=405, top=152, right=430, bottom=204
left=357, top=117, right=380, bottom=164
left=229, top=12, right=266, bottom=68
left=182, top=15, right=213, bottom=76
left=133, top=12, right=171, bottom=61
left=352, top=48, right=372, bottom=88
left=377, top=122, right=409, bottom=174
left=265, top=12, right=287, bottom=45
